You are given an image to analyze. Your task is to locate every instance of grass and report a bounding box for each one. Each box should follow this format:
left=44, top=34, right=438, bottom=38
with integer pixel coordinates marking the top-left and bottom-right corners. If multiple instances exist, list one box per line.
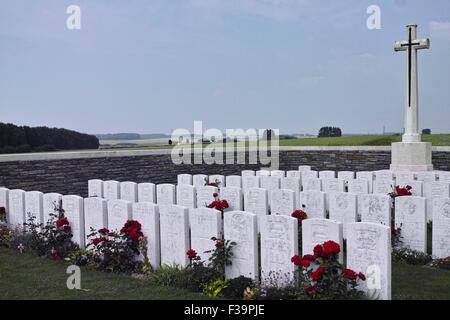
left=0, top=247, right=209, bottom=300
left=97, top=134, right=450, bottom=151
left=1, top=246, right=449, bottom=300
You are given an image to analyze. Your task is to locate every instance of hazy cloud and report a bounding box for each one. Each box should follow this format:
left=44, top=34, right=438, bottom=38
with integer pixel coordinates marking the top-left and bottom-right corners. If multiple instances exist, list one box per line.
left=429, top=21, right=450, bottom=40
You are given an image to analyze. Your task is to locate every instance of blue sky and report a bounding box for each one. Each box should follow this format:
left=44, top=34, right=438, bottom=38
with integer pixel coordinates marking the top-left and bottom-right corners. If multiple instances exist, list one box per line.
left=0, top=0, right=449, bottom=135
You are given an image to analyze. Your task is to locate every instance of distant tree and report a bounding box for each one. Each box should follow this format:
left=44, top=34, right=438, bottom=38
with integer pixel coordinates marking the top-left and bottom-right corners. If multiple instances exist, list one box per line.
left=168, top=139, right=173, bottom=145
left=318, top=127, right=342, bottom=138
left=95, top=133, right=141, bottom=140
left=422, top=129, right=431, bottom=135
left=0, top=122, right=99, bottom=154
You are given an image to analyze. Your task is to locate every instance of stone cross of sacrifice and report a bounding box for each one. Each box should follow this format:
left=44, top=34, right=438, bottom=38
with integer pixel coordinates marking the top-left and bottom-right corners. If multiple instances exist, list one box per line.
left=394, top=24, right=430, bottom=143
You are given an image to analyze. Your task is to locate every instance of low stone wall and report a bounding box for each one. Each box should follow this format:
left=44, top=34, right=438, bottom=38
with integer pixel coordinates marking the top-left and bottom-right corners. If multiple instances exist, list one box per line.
left=0, top=147, right=449, bottom=197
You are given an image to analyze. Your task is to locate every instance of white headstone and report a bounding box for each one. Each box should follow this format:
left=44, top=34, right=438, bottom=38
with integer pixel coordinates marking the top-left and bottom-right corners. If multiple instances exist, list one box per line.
left=299, top=191, right=326, bottom=219
left=156, top=184, right=176, bottom=205
left=301, top=170, right=318, bottom=181
left=226, top=176, right=242, bottom=188
left=132, top=202, right=161, bottom=270
left=348, top=179, right=369, bottom=195
left=8, top=189, right=25, bottom=228
left=190, top=207, right=222, bottom=262
left=177, top=174, right=193, bottom=186
left=220, top=187, right=243, bottom=211
left=88, top=179, right=103, bottom=198
left=176, top=184, right=197, bottom=208
left=302, top=218, right=343, bottom=263
left=242, top=176, right=260, bottom=190
left=84, top=197, right=108, bottom=242
left=196, top=186, right=218, bottom=208
left=337, top=171, right=355, bottom=182
left=260, top=215, right=298, bottom=286
left=373, top=179, right=394, bottom=195
left=438, top=171, right=450, bottom=183
left=138, top=183, right=156, bottom=203
left=62, top=195, right=85, bottom=248
left=209, top=175, right=225, bottom=187
left=0, top=188, right=9, bottom=223
left=243, top=188, right=269, bottom=231
left=432, top=197, right=450, bottom=258
left=356, top=171, right=374, bottom=193
left=25, top=191, right=44, bottom=225
left=424, top=181, right=450, bottom=222
left=43, top=193, right=62, bottom=224
left=241, top=170, right=255, bottom=177
left=322, top=179, right=345, bottom=193
left=375, top=170, right=394, bottom=181
left=329, top=192, right=357, bottom=239
left=193, top=174, right=208, bottom=187
left=360, top=194, right=391, bottom=226
left=298, top=165, right=311, bottom=171
left=346, top=222, right=391, bottom=300
left=302, top=178, right=322, bottom=192
left=281, top=177, right=301, bottom=195
left=395, top=196, right=427, bottom=253
left=270, top=189, right=295, bottom=216
left=271, top=170, right=285, bottom=178
left=120, top=181, right=138, bottom=203
left=394, top=171, right=414, bottom=182
left=256, top=170, right=271, bottom=177
left=224, top=211, right=258, bottom=280
left=260, top=175, right=280, bottom=191
left=415, top=171, right=436, bottom=182
left=286, top=171, right=302, bottom=179
left=104, top=180, right=120, bottom=200
left=159, top=204, right=190, bottom=267
left=107, top=199, right=132, bottom=232
left=319, top=170, right=335, bottom=179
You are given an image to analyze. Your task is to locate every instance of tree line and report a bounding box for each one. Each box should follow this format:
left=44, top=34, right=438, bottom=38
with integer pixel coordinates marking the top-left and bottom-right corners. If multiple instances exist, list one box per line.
left=0, top=122, right=99, bottom=154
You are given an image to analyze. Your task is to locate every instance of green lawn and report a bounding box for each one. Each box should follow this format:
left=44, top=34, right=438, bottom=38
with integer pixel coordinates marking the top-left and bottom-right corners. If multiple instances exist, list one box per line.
left=0, top=247, right=209, bottom=300
left=1, top=247, right=449, bottom=300
left=97, top=134, right=450, bottom=151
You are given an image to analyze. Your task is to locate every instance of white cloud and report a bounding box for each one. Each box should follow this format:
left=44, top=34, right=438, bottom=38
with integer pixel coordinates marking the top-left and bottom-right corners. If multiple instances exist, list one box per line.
left=429, top=21, right=450, bottom=41
left=189, top=0, right=313, bottom=21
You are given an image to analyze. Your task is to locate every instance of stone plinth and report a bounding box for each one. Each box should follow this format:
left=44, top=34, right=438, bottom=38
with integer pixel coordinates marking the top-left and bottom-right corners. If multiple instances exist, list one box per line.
left=390, top=142, right=433, bottom=172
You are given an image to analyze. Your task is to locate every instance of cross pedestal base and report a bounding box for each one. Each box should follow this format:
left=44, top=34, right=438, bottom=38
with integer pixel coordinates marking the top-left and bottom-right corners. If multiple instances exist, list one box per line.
left=390, top=142, right=433, bottom=172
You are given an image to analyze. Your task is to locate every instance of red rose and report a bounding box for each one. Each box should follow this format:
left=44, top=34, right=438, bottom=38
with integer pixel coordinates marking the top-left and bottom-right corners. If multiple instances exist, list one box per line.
left=0, top=207, right=6, bottom=215
left=51, top=250, right=62, bottom=260
left=56, top=218, right=69, bottom=227
left=186, top=249, right=197, bottom=260
left=358, top=272, right=366, bottom=281
left=343, top=269, right=357, bottom=280
left=391, top=226, right=397, bottom=234
left=302, top=254, right=316, bottom=262
left=322, top=240, right=340, bottom=257
left=301, top=259, right=311, bottom=268
left=108, top=232, right=116, bottom=237
left=63, top=225, right=71, bottom=231
left=291, top=255, right=302, bottom=266
left=92, top=238, right=100, bottom=246
left=221, top=200, right=229, bottom=209
left=215, top=241, right=224, bottom=248
left=306, top=286, right=320, bottom=294
left=98, top=228, right=109, bottom=234
left=311, top=266, right=326, bottom=281
left=213, top=193, right=218, bottom=197
left=313, top=244, right=323, bottom=259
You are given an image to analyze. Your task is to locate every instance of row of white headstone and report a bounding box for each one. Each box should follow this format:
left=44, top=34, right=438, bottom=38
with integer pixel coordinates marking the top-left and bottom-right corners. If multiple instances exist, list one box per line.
left=85, top=172, right=450, bottom=257
left=0, top=186, right=392, bottom=299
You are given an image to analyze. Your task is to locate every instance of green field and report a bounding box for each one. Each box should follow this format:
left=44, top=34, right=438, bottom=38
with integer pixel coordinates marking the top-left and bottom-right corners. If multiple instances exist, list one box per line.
left=1, top=246, right=449, bottom=300
left=98, top=134, right=450, bottom=151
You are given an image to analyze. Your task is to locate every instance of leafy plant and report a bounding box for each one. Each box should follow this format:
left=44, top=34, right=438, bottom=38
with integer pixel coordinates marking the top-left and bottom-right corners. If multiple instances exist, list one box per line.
left=205, top=237, right=236, bottom=280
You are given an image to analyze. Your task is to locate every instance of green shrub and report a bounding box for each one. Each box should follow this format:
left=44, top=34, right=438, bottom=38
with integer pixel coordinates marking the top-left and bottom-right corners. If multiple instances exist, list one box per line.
left=393, top=247, right=432, bottom=265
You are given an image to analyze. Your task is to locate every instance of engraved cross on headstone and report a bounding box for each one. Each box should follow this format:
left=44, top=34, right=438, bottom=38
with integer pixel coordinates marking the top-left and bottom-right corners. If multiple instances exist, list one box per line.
left=394, top=24, right=429, bottom=143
